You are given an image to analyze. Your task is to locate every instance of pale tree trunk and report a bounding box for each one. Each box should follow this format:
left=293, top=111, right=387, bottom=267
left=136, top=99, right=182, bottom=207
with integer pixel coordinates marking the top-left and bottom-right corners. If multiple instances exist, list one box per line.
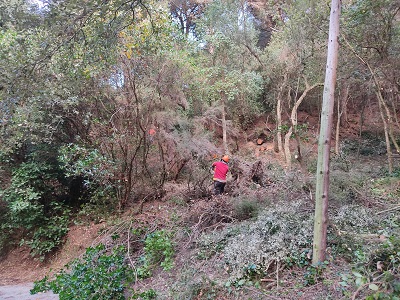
left=284, top=77, right=322, bottom=167
left=284, top=127, right=293, bottom=167
left=276, top=74, right=287, bottom=154
left=312, top=0, right=340, bottom=265
left=221, top=92, right=229, bottom=154
left=335, top=84, right=349, bottom=155
left=276, top=95, right=283, bottom=153
left=377, top=92, right=393, bottom=173
left=334, top=100, right=341, bottom=156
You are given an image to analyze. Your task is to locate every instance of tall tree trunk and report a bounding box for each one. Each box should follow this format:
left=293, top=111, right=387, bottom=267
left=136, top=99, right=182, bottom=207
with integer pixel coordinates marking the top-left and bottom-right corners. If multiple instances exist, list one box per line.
left=221, top=92, right=229, bottom=154
left=377, top=91, right=400, bottom=154
left=276, top=74, right=287, bottom=154
left=312, top=0, right=341, bottom=265
left=377, top=92, right=393, bottom=173
left=335, top=84, right=349, bottom=155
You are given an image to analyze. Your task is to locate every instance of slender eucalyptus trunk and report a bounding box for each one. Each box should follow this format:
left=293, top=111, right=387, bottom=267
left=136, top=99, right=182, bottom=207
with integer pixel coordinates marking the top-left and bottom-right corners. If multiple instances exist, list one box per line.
left=221, top=92, right=229, bottom=154
left=377, top=92, right=393, bottom=173
left=335, top=84, right=349, bottom=155
left=276, top=74, right=287, bottom=154
left=312, top=0, right=341, bottom=265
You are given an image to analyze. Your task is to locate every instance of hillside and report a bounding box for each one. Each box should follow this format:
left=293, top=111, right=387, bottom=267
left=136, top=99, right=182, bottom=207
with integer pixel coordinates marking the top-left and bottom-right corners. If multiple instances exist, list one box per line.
left=1, top=108, right=399, bottom=300
left=1, top=0, right=399, bottom=299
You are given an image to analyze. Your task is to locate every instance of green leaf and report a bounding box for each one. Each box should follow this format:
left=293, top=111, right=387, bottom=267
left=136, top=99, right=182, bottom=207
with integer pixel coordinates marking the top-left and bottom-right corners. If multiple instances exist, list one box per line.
left=352, top=271, right=363, bottom=278
left=237, top=279, right=246, bottom=286
left=355, top=277, right=363, bottom=286
left=368, top=283, right=379, bottom=291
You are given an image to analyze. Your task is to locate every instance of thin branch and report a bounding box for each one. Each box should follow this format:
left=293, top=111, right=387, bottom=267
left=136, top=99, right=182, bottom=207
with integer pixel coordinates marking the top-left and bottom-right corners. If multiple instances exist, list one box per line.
left=376, top=205, right=400, bottom=215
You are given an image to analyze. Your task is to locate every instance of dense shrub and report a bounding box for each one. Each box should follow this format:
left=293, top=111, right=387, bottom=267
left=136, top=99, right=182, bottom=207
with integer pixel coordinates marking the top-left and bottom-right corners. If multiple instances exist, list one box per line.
left=0, top=160, right=70, bottom=259
left=31, top=244, right=134, bottom=300
left=31, top=229, right=175, bottom=299
left=232, top=196, right=260, bottom=220
left=137, top=230, right=175, bottom=278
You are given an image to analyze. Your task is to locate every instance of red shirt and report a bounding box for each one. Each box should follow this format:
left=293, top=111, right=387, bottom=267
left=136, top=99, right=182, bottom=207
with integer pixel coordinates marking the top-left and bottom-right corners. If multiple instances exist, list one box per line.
left=212, top=161, right=229, bottom=182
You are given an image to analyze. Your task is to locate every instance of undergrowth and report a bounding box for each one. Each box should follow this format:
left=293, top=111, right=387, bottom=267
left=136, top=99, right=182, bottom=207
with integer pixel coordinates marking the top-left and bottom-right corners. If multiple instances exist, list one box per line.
left=31, top=228, right=174, bottom=299
left=31, top=244, right=133, bottom=300
left=337, top=213, right=400, bottom=299
left=28, top=151, right=400, bottom=299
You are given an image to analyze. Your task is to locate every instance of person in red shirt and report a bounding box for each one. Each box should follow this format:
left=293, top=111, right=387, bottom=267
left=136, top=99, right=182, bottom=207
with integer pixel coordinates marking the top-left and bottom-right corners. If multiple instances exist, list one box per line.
left=148, top=128, right=156, bottom=143
left=211, top=155, right=230, bottom=195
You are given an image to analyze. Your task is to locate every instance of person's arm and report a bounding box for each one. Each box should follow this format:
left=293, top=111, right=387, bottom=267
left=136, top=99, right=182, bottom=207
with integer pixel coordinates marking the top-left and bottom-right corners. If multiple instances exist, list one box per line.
left=210, top=162, right=216, bottom=174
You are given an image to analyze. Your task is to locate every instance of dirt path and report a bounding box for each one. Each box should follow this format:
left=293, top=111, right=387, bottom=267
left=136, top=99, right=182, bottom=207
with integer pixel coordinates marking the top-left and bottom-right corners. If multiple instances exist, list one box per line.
left=0, top=283, right=58, bottom=300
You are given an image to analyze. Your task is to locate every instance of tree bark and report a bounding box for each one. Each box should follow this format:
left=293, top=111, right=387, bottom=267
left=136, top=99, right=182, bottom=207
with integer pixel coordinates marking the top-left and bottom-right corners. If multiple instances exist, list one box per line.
left=312, top=0, right=341, bottom=265
left=377, top=92, right=393, bottom=173
left=335, top=84, right=349, bottom=155
left=276, top=74, right=287, bottom=154
left=221, top=92, right=229, bottom=154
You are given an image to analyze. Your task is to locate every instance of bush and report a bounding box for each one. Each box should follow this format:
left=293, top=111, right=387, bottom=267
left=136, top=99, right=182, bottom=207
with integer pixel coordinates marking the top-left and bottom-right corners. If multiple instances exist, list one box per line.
left=31, top=244, right=134, bottom=300
left=0, top=161, right=70, bottom=259
left=232, top=197, right=260, bottom=220
left=329, top=205, right=380, bottom=261
left=22, top=203, right=70, bottom=260
left=137, top=230, right=175, bottom=278
left=0, top=205, right=13, bottom=257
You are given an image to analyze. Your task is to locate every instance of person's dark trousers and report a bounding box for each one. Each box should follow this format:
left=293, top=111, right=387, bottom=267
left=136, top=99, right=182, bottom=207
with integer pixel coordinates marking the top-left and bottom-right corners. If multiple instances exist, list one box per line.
left=213, top=181, right=226, bottom=195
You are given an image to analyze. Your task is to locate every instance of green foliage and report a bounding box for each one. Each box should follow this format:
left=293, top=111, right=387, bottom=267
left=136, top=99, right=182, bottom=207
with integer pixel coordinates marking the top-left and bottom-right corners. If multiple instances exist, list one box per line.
left=285, top=249, right=312, bottom=268
left=130, top=289, right=157, bottom=300
left=22, top=203, right=70, bottom=261
left=31, top=227, right=175, bottom=298
left=331, top=205, right=378, bottom=234
left=137, top=230, right=175, bottom=278
left=341, top=134, right=387, bottom=157
left=31, top=244, right=134, bottom=300
left=194, top=0, right=264, bottom=128
left=0, top=159, right=70, bottom=259
left=233, top=197, right=260, bottom=221
left=0, top=205, right=13, bottom=257
left=58, top=144, right=113, bottom=181
left=342, top=0, right=398, bottom=57
left=264, top=0, right=329, bottom=100
left=303, top=261, right=329, bottom=286
left=197, top=227, right=232, bottom=260
left=329, top=205, right=378, bottom=260
left=58, top=143, right=117, bottom=207
left=236, top=263, right=264, bottom=287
